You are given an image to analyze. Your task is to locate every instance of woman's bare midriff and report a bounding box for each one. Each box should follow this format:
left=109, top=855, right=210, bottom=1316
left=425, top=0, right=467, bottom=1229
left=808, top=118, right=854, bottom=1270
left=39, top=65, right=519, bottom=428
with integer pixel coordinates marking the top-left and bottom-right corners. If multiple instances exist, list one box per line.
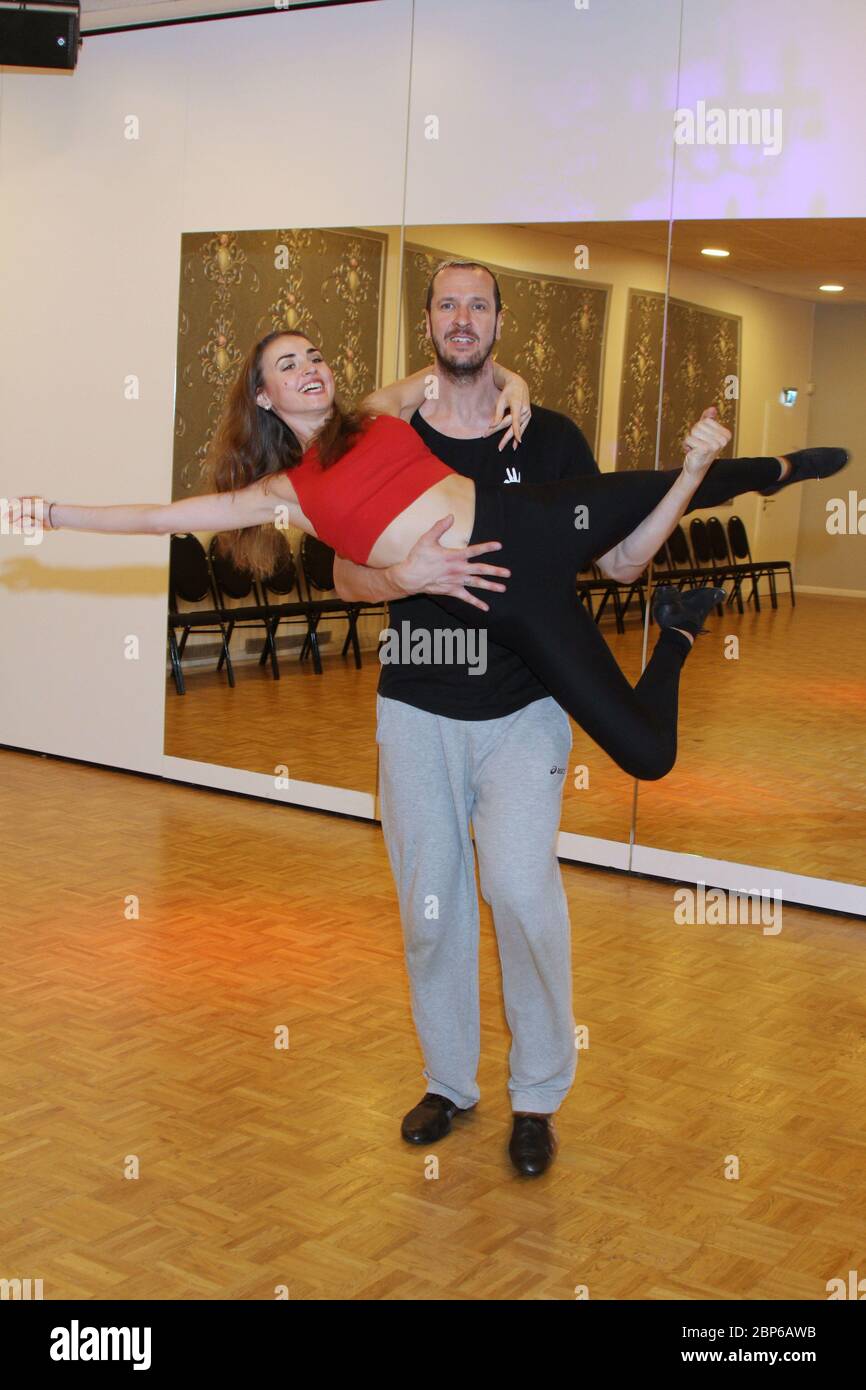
left=365, top=474, right=477, bottom=569
left=267, top=470, right=477, bottom=570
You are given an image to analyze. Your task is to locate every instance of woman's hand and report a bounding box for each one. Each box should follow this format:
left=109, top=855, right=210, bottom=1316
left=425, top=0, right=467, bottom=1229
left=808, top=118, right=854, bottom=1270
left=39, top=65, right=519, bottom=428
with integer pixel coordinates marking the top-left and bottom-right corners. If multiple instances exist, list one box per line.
left=391, top=515, right=510, bottom=612
left=362, top=366, right=435, bottom=419
left=682, top=406, right=732, bottom=479
left=1, top=496, right=54, bottom=532
left=486, top=369, right=531, bottom=451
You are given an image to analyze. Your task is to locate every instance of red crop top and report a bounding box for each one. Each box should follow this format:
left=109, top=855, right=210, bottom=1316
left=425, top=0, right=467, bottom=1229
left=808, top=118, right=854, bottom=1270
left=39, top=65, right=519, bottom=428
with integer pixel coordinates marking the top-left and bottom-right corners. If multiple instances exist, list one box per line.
left=285, top=414, right=455, bottom=566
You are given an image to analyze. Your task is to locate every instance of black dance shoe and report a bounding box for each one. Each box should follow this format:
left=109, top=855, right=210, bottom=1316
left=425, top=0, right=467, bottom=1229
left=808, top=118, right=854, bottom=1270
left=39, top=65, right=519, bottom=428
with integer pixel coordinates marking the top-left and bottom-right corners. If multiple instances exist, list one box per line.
left=401, top=1092, right=469, bottom=1144
left=759, top=447, right=850, bottom=496
left=509, top=1113, right=557, bottom=1177
left=653, top=584, right=727, bottom=637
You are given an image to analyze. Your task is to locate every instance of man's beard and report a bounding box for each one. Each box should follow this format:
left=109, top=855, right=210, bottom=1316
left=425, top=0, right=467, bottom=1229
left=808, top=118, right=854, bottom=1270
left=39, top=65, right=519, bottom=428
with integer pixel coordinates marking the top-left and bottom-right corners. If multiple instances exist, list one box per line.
left=432, top=330, right=495, bottom=381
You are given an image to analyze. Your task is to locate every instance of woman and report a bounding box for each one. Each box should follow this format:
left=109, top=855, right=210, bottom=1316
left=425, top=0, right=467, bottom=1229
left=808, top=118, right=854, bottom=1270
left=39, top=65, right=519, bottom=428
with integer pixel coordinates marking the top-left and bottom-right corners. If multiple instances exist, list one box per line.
left=13, top=330, right=849, bottom=781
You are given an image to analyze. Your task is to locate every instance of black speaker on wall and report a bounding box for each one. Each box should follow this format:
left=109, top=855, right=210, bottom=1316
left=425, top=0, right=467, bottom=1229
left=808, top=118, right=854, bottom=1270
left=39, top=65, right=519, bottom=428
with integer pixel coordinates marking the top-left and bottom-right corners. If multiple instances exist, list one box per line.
left=0, top=1, right=81, bottom=71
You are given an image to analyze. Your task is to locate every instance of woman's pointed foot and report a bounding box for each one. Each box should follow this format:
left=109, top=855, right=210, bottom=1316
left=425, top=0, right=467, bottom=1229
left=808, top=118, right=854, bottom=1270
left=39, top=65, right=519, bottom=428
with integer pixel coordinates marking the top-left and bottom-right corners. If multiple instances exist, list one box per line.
left=653, top=584, right=727, bottom=638
left=760, top=447, right=850, bottom=496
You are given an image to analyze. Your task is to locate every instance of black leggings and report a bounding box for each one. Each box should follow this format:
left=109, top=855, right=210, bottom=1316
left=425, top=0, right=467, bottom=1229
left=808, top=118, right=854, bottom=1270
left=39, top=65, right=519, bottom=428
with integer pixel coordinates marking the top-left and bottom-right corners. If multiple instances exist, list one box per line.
left=430, top=455, right=783, bottom=781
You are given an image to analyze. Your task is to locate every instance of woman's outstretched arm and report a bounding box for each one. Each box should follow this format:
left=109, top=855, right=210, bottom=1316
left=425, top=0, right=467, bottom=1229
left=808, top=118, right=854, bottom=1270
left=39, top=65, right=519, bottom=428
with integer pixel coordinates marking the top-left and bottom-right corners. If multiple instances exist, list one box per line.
left=9, top=477, right=287, bottom=536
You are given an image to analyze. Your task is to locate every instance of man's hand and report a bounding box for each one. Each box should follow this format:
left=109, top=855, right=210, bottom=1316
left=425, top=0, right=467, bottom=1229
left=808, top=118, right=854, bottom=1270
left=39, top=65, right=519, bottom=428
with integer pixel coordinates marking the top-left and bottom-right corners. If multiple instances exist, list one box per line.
left=391, top=515, right=510, bottom=612
left=682, top=405, right=732, bottom=479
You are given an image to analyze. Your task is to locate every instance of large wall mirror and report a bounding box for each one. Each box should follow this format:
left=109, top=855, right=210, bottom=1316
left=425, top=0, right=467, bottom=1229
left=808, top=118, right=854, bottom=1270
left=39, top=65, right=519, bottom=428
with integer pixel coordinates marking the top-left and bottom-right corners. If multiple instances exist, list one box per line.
left=632, top=219, right=866, bottom=899
left=158, top=208, right=866, bottom=911
left=158, top=0, right=866, bottom=915
left=162, top=216, right=679, bottom=862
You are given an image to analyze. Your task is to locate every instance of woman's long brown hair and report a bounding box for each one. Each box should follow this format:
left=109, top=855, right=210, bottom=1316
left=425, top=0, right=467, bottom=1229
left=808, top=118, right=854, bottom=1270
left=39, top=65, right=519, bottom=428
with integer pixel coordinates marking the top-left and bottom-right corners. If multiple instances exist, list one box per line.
left=202, top=330, right=371, bottom=580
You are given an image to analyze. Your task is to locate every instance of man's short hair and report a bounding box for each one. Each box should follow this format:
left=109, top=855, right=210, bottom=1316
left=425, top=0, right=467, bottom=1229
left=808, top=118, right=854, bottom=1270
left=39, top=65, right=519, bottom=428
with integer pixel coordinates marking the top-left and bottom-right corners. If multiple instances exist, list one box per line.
left=425, top=260, right=502, bottom=316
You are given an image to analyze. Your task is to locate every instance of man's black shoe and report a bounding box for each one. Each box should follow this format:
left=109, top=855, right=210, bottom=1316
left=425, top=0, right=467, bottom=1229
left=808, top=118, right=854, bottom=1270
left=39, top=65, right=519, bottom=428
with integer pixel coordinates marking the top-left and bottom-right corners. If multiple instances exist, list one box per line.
left=401, top=1092, right=468, bottom=1145
left=509, top=1112, right=557, bottom=1176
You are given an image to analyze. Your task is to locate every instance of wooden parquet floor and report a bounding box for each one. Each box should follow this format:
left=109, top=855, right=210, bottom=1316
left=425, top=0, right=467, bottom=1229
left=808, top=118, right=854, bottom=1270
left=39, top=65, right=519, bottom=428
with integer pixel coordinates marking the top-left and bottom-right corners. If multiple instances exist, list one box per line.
left=2, top=748, right=865, bottom=1300
left=164, top=594, right=866, bottom=883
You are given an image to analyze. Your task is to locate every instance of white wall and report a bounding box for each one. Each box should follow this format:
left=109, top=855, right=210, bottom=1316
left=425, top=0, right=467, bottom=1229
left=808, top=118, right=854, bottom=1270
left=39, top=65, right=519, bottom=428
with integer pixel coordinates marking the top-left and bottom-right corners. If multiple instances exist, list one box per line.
left=674, top=0, right=866, bottom=218
left=402, top=0, right=683, bottom=224
left=0, top=2, right=414, bottom=773
left=1, top=0, right=865, bottom=909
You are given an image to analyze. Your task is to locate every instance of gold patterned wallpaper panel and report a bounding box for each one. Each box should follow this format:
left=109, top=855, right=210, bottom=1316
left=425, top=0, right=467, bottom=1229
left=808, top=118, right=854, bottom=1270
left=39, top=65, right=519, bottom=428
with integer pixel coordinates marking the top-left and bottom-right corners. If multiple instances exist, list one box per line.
left=618, top=290, right=741, bottom=472
left=402, top=244, right=609, bottom=454
left=172, top=227, right=387, bottom=497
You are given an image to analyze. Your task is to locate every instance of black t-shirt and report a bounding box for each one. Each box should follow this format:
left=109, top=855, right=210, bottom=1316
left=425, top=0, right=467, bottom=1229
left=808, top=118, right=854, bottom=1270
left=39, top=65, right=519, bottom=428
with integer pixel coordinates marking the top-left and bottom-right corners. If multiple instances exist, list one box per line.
left=377, top=404, right=601, bottom=720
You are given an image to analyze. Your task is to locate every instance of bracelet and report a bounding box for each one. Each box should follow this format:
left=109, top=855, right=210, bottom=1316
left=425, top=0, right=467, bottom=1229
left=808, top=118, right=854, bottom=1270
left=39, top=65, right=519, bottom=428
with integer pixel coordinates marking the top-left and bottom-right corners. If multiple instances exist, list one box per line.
left=47, top=501, right=56, bottom=530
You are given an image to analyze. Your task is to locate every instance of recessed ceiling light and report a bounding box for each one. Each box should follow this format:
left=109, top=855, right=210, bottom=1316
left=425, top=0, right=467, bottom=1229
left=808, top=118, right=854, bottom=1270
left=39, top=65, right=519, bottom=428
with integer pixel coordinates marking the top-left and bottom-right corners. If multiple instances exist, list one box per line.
left=818, top=284, right=844, bottom=292
left=701, top=247, right=730, bottom=257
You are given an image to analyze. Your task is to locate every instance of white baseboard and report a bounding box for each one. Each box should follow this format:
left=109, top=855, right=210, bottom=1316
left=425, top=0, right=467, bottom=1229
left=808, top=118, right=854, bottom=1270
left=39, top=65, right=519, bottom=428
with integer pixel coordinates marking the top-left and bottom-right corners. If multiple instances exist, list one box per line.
left=556, top=831, right=866, bottom=917
left=162, top=755, right=376, bottom=819
left=555, top=830, right=632, bottom=872
left=629, top=844, right=866, bottom=917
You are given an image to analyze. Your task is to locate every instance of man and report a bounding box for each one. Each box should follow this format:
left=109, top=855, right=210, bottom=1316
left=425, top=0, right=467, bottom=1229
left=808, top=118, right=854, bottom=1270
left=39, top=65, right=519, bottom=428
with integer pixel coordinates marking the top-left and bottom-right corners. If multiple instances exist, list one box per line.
left=334, top=260, right=728, bottom=1177
left=331, top=259, right=600, bottom=1178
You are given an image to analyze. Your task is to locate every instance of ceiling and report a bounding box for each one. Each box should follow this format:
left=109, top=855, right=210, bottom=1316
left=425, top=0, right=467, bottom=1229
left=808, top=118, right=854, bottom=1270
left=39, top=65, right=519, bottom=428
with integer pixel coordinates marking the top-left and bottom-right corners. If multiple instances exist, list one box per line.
left=80, top=0, right=341, bottom=31
left=519, top=220, right=866, bottom=305
left=65, top=12, right=866, bottom=309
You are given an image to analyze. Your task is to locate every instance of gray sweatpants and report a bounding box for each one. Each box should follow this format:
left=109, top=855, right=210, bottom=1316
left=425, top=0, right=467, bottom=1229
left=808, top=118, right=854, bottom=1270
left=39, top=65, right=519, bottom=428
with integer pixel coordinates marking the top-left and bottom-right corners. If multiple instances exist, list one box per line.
left=376, top=693, right=577, bottom=1114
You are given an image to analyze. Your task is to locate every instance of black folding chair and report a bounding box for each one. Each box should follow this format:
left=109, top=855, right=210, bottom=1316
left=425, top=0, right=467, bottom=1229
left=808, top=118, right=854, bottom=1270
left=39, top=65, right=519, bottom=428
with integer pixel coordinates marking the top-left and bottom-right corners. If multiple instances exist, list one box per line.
left=688, top=519, right=726, bottom=616
left=298, top=535, right=368, bottom=670
left=727, top=515, right=795, bottom=609
left=577, top=563, right=625, bottom=631
left=659, top=524, right=702, bottom=589
left=167, top=534, right=235, bottom=695
left=705, top=516, right=746, bottom=614
left=258, top=545, right=322, bottom=673
left=208, top=536, right=281, bottom=680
